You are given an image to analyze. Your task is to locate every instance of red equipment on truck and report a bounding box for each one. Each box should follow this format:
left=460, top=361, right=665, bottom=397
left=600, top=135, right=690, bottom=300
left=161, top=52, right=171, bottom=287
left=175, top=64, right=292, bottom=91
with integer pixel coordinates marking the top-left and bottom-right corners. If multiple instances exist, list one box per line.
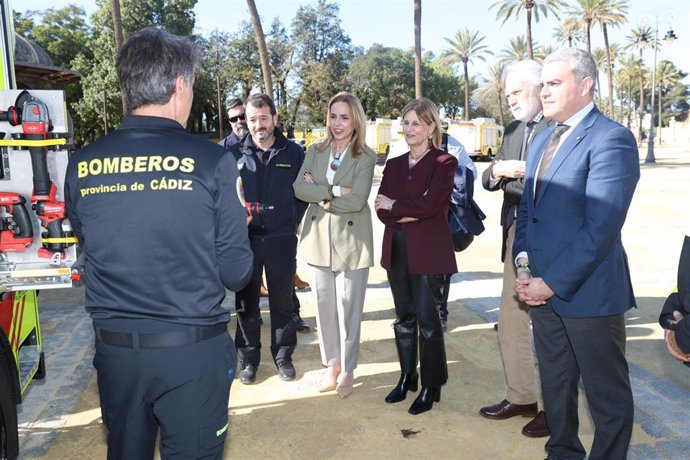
left=0, top=86, right=78, bottom=459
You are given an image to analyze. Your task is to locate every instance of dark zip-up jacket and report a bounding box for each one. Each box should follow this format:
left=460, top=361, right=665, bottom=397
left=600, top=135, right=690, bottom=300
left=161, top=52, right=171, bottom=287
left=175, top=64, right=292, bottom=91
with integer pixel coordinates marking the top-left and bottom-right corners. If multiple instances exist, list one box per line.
left=218, top=131, right=241, bottom=149
left=64, top=115, right=253, bottom=325
left=230, top=129, right=307, bottom=238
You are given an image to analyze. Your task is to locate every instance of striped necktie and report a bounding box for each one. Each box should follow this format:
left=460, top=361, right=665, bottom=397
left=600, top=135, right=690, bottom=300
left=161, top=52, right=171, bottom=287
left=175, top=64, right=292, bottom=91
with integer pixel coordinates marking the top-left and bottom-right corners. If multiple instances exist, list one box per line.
left=520, top=120, right=537, bottom=161
left=535, top=123, right=569, bottom=198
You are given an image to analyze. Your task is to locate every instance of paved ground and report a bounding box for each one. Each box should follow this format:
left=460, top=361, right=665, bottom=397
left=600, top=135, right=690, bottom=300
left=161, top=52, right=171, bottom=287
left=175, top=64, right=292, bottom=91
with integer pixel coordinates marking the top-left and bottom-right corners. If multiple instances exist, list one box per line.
left=15, top=144, right=690, bottom=459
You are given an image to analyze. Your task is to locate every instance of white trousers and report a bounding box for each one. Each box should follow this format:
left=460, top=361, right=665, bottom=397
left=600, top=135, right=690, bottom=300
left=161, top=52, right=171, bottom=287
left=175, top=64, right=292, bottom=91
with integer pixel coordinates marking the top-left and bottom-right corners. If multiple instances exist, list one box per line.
left=311, top=265, right=369, bottom=372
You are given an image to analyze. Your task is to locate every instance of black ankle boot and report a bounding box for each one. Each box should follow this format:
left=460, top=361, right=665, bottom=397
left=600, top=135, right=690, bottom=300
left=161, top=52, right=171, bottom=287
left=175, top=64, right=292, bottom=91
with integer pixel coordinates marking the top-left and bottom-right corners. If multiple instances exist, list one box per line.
left=384, top=372, right=419, bottom=404
left=408, top=387, right=441, bottom=415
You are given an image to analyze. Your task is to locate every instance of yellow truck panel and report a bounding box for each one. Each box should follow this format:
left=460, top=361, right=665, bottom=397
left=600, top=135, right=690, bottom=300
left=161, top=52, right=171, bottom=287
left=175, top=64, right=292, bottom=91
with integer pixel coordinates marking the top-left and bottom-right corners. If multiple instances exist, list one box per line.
left=449, top=118, right=503, bottom=161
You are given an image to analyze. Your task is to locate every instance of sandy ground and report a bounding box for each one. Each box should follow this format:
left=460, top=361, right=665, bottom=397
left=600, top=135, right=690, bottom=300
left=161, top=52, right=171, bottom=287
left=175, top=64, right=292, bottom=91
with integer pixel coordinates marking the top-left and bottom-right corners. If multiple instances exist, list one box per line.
left=19, top=144, right=690, bottom=459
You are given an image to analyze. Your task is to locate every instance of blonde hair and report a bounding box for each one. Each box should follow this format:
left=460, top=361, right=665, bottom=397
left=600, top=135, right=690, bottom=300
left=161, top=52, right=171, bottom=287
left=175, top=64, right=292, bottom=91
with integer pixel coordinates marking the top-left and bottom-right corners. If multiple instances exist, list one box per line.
left=318, top=92, right=367, bottom=158
left=401, top=98, right=442, bottom=150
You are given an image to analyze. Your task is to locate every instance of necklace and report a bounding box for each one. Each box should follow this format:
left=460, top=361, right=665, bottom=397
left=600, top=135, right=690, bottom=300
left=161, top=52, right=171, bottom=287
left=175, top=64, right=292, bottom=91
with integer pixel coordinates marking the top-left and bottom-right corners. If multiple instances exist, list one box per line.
left=408, top=148, right=429, bottom=166
left=331, top=150, right=342, bottom=171
left=330, top=142, right=350, bottom=171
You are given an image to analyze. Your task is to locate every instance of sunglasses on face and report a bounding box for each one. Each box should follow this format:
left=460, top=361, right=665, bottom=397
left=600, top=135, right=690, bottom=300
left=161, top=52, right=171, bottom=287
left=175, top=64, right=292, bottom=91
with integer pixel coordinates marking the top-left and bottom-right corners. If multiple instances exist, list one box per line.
left=229, top=114, right=246, bottom=123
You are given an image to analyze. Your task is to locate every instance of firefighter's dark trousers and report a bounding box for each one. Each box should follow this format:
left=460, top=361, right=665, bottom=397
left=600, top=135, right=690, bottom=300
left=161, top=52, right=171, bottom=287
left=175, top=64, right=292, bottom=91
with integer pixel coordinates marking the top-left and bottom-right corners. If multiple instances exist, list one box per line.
left=93, top=318, right=236, bottom=460
left=234, top=235, right=298, bottom=367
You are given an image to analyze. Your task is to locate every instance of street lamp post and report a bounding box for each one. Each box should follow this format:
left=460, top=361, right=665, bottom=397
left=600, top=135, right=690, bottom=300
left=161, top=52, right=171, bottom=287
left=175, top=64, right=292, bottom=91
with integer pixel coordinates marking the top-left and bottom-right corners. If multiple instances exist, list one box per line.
left=638, top=12, right=677, bottom=164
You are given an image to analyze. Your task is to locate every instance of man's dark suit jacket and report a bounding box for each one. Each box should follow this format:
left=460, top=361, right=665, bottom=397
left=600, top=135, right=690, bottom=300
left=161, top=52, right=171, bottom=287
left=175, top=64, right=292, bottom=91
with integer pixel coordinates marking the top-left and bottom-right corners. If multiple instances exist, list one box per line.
left=482, top=117, right=549, bottom=261
left=659, top=235, right=690, bottom=354
left=377, top=149, right=457, bottom=276
left=514, top=106, right=640, bottom=318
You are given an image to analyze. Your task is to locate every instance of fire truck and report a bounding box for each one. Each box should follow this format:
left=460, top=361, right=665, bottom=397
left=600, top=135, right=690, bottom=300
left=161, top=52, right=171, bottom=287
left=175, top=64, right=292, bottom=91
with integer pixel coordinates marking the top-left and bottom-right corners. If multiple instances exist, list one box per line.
left=365, top=118, right=393, bottom=157
left=0, top=91, right=77, bottom=460
left=448, top=118, right=503, bottom=161
left=0, top=5, right=78, bottom=458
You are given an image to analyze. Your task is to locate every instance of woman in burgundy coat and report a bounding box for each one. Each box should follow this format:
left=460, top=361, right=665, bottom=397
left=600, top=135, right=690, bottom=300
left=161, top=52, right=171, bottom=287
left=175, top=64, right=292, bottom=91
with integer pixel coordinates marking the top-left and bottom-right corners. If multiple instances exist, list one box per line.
left=375, top=98, right=457, bottom=415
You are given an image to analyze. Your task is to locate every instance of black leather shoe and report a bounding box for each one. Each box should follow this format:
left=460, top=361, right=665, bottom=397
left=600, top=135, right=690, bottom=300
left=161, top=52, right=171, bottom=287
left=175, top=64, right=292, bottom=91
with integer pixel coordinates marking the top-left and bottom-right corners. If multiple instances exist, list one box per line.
left=479, top=399, right=538, bottom=420
left=239, top=363, right=257, bottom=384
left=277, top=361, right=296, bottom=381
left=294, top=313, right=310, bottom=333
left=385, top=372, right=419, bottom=403
left=408, top=387, right=441, bottom=415
left=522, top=411, right=550, bottom=438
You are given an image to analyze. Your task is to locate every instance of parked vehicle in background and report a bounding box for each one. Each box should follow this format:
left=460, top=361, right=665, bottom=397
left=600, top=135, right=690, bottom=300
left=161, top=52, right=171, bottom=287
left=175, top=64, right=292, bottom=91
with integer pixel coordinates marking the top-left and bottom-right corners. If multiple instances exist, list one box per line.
left=305, top=128, right=328, bottom=149
left=365, top=118, right=394, bottom=162
left=288, top=138, right=307, bottom=151
left=448, top=118, right=503, bottom=161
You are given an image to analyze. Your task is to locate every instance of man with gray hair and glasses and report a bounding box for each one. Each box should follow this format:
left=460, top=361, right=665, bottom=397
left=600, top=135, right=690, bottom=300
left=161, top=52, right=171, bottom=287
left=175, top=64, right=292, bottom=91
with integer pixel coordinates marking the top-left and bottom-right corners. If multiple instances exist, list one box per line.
left=514, top=48, right=638, bottom=460
left=65, top=28, right=252, bottom=459
left=480, top=59, right=550, bottom=438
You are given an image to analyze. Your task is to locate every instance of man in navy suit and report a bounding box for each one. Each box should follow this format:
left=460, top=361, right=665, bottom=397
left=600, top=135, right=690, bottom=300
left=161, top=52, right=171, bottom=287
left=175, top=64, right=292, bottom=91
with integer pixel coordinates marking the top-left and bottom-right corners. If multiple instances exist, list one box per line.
left=514, top=48, right=639, bottom=460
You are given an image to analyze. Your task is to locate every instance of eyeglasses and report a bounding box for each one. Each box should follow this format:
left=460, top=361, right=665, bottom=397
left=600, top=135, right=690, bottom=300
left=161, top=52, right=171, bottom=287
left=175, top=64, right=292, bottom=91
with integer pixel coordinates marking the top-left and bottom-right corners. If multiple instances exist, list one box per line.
left=229, top=114, right=246, bottom=123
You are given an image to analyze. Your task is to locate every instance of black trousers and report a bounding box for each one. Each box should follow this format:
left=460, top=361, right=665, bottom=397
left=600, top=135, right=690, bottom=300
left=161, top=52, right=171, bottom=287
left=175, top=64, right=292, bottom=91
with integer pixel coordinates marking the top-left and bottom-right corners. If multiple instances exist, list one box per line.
left=440, top=274, right=452, bottom=316
left=387, top=230, right=448, bottom=387
left=531, top=305, right=633, bottom=460
left=93, top=318, right=235, bottom=460
left=293, top=288, right=301, bottom=314
left=235, top=235, right=297, bottom=366
left=293, top=258, right=301, bottom=314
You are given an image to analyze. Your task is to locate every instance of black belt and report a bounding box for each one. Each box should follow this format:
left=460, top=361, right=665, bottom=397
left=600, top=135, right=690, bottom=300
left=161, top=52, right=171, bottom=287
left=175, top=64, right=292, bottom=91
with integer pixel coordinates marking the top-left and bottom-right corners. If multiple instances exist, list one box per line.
left=98, top=323, right=227, bottom=349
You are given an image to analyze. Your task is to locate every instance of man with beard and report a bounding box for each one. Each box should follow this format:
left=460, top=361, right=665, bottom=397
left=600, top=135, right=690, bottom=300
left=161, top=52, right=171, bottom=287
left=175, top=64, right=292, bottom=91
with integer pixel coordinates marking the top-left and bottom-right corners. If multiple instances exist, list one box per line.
left=480, top=59, right=550, bottom=438
left=229, top=94, right=307, bottom=384
left=218, top=98, right=248, bottom=148
left=219, top=97, right=311, bottom=332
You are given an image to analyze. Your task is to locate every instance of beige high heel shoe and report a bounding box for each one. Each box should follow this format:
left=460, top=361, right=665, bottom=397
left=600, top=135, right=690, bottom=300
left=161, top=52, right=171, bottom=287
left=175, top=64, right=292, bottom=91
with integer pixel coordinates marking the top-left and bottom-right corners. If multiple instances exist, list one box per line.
left=319, top=364, right=341, bottom=393
left=336, top=371, right=354, bottom=399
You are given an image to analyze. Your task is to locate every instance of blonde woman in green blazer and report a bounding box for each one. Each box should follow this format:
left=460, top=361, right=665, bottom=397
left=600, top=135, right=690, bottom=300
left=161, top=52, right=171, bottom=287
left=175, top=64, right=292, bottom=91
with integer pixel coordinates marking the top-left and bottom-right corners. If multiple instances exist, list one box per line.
left=293, top=92, right=376, bottom=398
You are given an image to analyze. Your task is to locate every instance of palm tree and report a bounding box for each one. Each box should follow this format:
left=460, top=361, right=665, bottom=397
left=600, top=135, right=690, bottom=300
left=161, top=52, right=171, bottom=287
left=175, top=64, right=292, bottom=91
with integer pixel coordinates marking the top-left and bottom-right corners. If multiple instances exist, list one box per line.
left=625, top=25, right=656, bottom=53
left=607, top=43, right=622, bottom=66
left=617, top=54, right=641, bottom=128
left=246, top=0, right=274, bottom=100
left=592, top=48, right=607, bottom=108
left=613, top=69, right=626, bottom=122
left=607, top=42, right=624, bottom=118
left=414, top=0, right=423, bottom=98
left=111, top=0, right=125, bottom=114
left=553, top=16, right=583, bottom=47
left=477, top=63, right=506, bottom=126
left=491, top=0, right=567, bottom=59
left=534, top=45, right=556, bottom=61
left=591, top=48, right=608, bottom=69
left=111, top=0, right=124, bottom=53
left=626, top=24, right=654, bottom=142
left=567, top=0, right=599, bottom=53
left=498, top=35, right=533, bottom=63
left=593, top=0, right=629, bottom=119
left=654, top=60, right=680, bottom=144
left=442, top=28, right=494, bottom=120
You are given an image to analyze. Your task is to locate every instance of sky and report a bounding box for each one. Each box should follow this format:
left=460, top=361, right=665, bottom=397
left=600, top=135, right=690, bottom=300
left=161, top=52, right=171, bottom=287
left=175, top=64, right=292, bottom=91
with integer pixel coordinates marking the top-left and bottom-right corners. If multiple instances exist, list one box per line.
left=19, top=0, right=690, bottom=88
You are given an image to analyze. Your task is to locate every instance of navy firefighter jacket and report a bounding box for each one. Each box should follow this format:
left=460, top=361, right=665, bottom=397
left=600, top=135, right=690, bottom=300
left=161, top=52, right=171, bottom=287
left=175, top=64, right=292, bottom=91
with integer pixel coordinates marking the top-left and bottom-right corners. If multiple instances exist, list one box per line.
left=230, top=128, right=307, bottom=238
left=64, top=115, right=253, bottom=325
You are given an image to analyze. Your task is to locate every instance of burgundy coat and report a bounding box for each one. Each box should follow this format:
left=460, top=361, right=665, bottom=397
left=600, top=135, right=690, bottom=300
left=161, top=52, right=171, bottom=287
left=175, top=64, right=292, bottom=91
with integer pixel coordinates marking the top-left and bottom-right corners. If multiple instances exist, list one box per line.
left=377, top=149, right=458, bottom=275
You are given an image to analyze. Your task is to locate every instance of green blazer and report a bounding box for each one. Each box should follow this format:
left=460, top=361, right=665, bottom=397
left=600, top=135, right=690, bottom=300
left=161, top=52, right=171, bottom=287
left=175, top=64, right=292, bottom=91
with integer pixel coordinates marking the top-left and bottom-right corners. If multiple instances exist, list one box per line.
left=293, top=142, right=376, bottom=272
